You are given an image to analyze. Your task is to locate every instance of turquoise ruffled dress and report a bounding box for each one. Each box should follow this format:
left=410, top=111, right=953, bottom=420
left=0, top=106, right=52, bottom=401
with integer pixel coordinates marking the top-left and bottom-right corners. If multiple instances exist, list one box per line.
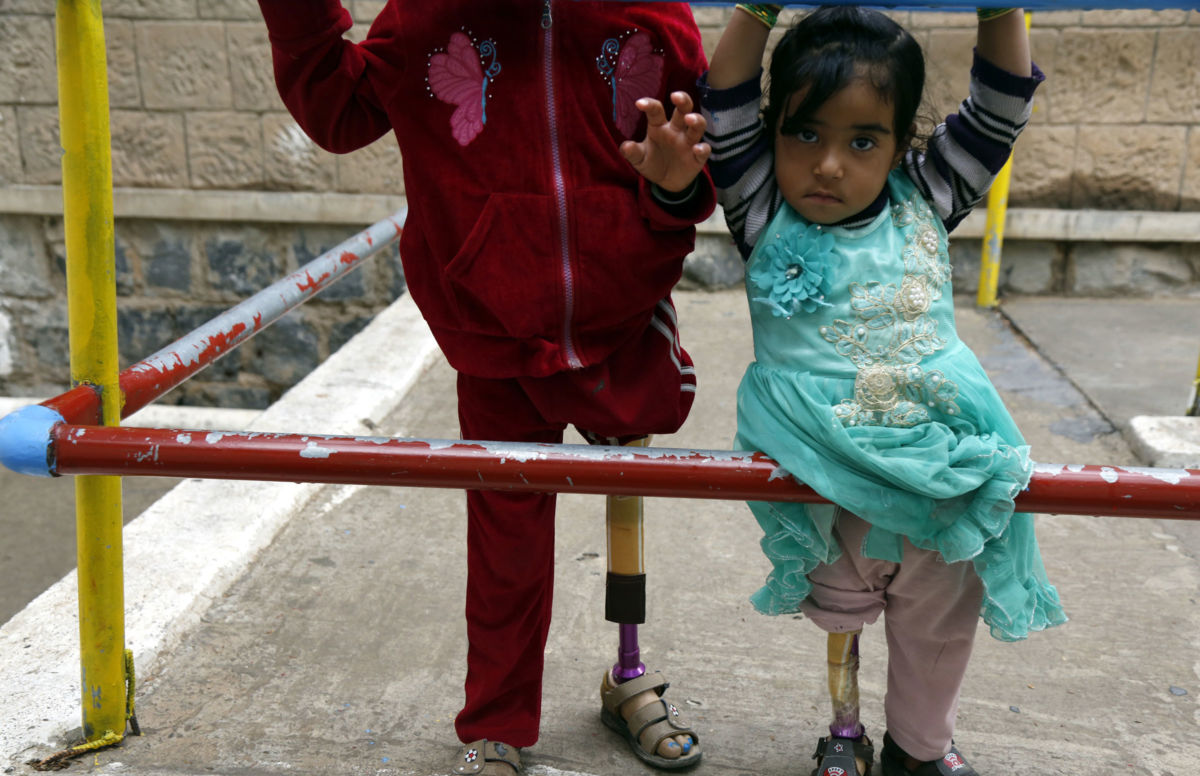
left=736, top=171, right=1066, bottom=642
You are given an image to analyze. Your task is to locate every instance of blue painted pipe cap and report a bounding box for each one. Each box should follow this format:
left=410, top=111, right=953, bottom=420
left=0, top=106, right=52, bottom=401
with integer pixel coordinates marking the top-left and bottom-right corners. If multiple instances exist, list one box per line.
left=0, top=404, right=63, bottom=477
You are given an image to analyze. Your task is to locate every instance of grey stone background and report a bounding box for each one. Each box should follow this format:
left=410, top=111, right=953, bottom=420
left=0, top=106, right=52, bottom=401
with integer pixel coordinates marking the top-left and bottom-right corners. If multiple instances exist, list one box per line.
left=1, top=2, right=1198, bottom=407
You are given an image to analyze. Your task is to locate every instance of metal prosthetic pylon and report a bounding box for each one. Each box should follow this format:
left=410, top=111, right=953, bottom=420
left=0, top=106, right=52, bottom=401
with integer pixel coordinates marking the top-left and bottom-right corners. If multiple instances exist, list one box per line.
left=828, top=630, right=864, bottom=739
left=607, top=437, right=650, bottom=682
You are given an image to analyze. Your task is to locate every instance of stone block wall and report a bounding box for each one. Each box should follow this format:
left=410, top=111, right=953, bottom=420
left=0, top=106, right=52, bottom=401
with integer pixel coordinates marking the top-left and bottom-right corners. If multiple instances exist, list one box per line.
left=1, top=3, right=1198, bottom=406
left=691, top=6, right=1200, bottom=210
left=0, top=213, right=405, bottom=406
left=3, top=4, right=1197, bottom=205
left=0, top=0, right=405, bottom=195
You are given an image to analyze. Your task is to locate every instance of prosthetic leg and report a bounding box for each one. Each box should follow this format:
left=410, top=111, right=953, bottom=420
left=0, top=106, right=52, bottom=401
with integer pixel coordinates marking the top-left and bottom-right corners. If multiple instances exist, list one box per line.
left=828, top=630, right=863, bottom=739
left=606, top=436, right=649, bottom=682
left=598, top=436, right=700, bottom=766
left=813, top=630, right=874, bottom=776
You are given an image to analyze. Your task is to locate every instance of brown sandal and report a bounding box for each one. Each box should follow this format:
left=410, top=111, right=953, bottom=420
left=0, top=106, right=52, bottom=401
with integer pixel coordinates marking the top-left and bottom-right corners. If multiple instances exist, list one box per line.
left=600, top=670, right=702, bottom=770
left=451, top=739, right=521, bottom=775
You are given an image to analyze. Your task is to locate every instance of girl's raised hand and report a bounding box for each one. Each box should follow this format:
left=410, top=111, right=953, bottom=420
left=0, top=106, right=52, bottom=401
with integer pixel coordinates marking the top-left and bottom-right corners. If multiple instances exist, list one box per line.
left=620, top=91, right=711, bottom=194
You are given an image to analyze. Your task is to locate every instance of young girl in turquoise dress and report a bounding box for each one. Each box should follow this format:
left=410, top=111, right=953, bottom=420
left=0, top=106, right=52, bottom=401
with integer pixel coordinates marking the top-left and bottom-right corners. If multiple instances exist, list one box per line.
left=689, top=5, right=1068, bottom=775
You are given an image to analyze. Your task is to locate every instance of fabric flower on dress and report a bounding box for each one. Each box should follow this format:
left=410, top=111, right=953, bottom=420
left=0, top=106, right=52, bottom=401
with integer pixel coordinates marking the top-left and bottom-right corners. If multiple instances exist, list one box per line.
left=749, top=224, right=840, bottom=318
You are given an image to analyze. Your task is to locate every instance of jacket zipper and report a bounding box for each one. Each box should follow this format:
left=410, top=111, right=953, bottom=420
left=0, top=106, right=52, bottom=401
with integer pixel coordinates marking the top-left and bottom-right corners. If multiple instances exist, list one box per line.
left=541, top=0, right=583, bottom=370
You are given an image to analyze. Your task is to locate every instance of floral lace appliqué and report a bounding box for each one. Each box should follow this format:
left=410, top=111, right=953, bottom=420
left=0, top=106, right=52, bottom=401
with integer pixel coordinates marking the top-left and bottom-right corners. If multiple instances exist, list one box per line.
left=749, top=224, right=840, bottom=318
left=893, top=194, right=952, bottom=287
left=820, top=190, right=960, bottom=427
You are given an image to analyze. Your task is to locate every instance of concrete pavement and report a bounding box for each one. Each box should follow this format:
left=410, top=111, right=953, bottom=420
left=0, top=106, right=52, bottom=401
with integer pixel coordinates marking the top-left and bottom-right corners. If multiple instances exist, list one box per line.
left=0, top=403, right=262, bottom=625
left=997, top=297, right=1200, bottom=472
left=2, top=289, right=1198, bottom=776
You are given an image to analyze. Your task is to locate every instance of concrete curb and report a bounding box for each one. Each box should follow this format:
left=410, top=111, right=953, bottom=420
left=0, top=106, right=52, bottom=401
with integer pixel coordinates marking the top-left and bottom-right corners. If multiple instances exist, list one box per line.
left=697, top=206, right=1200, bottom=243
left=0, top=400, right=263, bottom=432
left=0, top=294, right=440, bottom=762
left=1128, top=415, right=1200, bottom=469
left=6, top=186, right=1200, bottom=243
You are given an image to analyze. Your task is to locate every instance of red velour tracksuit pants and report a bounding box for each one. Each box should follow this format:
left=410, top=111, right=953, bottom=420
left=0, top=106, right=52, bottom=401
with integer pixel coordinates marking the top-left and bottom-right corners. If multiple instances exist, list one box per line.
left=452, top=300, right=695, bottom=746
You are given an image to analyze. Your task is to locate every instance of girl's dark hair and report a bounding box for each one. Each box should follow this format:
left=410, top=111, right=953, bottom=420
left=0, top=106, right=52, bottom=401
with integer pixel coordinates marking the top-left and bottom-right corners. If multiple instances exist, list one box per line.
left=765, top=6, right=925, bottom=150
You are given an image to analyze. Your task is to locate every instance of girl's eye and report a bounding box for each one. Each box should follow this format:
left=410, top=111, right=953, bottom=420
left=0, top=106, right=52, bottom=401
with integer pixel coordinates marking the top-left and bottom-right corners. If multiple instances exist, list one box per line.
left=795, top=129, right=818, bottom=143
left=851, top=136, right=878, bottom=151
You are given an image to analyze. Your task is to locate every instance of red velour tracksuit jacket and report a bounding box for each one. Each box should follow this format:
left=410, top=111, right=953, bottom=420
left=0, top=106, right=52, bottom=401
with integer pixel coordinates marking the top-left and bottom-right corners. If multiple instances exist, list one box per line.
left=258, top=0, right=716, bottom=379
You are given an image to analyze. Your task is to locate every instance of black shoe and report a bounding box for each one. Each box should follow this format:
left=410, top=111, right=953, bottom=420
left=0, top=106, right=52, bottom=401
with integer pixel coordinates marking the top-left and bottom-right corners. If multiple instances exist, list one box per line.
left=880, top=731, right=978, bottom=776
left=812, top=733, right=874, bottom=776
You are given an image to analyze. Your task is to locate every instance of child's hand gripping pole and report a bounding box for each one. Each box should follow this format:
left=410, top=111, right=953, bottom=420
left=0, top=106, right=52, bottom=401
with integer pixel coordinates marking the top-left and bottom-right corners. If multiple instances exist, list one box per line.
left=735, top=3, right=784, bottom=29
left=607, top=436, right=650, bottom=681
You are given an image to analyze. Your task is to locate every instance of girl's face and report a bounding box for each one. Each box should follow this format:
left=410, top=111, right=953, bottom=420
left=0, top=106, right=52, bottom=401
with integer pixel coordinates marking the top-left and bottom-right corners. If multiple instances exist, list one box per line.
left=774, top=77, right=905, bottom=225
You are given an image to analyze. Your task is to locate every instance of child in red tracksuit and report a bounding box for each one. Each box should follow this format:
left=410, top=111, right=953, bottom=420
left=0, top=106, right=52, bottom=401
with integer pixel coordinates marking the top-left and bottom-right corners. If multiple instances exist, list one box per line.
left=256, top=2, right=715, bottom=773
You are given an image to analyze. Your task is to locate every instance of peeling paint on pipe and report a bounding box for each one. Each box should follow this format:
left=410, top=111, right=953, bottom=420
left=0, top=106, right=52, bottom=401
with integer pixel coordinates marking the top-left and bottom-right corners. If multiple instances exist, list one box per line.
left=43, top=425, right=1200, bottom=520
left=40, top=212, right=405, bottom=425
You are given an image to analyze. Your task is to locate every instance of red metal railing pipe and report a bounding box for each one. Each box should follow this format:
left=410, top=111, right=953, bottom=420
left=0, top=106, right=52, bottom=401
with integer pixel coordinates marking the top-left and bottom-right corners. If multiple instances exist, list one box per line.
left=42, top=384, right=104, bottom=426
left=48, top=425, right=1200, bottom=520
left=41, top=211, right=406, bottom=425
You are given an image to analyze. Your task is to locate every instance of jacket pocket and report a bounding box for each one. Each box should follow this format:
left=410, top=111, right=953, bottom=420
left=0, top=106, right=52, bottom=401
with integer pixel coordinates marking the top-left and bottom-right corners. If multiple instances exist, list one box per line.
left=571, top=186, right=694, bottom=331
left=443, top=193, right=560, bottom=340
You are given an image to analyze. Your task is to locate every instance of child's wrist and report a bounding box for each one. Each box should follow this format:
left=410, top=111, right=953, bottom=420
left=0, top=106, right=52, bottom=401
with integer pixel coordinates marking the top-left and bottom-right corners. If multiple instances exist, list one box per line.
left=736, top=4, right=785, bottom=29
left=976, top=7, right=1019, bottom=21
left=651, top=179, right=699, bottom=205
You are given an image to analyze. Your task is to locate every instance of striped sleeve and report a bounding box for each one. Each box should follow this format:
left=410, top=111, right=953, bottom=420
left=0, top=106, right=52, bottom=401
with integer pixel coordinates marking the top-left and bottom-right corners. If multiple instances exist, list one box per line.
left=904, top=53, right=1045, bottom=232
left=699, top=72, right=782, bottom=261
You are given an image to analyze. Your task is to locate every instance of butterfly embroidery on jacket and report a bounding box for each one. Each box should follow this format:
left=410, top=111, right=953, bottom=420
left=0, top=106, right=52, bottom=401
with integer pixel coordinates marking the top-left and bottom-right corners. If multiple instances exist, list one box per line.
left=428, top=31, right=501, bottom=146
left=595, top=30, right=663, bottom=138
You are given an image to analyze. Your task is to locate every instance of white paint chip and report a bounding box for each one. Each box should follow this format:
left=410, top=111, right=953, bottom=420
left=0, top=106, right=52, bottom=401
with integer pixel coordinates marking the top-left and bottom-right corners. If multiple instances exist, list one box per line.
left=1119, top=466, right=1190, bottom=486
left=299, top=441, right=336, bottom=459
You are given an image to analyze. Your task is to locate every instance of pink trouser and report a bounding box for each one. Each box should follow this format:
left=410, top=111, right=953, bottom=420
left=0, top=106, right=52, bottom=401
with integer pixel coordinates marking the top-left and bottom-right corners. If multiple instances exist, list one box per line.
left=798, top=511, right=984, bottom=762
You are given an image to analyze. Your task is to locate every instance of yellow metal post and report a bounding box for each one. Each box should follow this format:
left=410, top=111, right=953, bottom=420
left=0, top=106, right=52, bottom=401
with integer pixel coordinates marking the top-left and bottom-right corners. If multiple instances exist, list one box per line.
left=56, top=0, right=128, bottom=744
left=976, top=159, right=1012, bottom=308
left=977, top=11, right=1032, bottom=309
left=1187, top=348, right=1200, bottom=417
